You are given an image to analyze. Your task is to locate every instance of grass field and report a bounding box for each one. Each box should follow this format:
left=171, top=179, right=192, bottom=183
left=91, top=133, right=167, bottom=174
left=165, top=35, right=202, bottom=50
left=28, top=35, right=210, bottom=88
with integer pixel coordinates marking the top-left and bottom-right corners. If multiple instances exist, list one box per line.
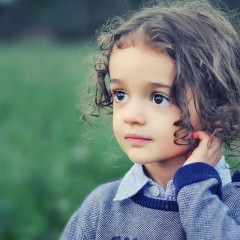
left=0, top=42, right=131, bottom=240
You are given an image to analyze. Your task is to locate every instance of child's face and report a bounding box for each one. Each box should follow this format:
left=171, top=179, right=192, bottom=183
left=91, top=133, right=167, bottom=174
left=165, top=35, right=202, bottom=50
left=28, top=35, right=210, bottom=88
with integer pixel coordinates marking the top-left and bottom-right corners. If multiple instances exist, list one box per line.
left=109, top=44, right=202, bottom=165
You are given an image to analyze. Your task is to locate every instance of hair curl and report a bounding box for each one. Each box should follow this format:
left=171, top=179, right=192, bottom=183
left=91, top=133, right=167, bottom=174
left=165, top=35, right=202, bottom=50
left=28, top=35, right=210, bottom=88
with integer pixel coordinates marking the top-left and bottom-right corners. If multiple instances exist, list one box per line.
left=93, top=0, right=240, bottom=150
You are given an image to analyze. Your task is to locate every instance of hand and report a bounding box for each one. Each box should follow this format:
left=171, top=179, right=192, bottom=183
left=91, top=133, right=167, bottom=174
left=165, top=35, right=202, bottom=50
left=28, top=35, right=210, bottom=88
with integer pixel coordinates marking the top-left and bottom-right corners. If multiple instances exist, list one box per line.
left=184, top=131, right=222, bottom=167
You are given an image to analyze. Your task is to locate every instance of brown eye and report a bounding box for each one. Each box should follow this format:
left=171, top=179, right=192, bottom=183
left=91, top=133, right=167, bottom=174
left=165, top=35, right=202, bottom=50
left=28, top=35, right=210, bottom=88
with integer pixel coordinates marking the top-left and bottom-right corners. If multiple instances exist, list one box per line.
left=152, top=93, right=171, bottom=106
left=113, top=90, right=128, bottom=102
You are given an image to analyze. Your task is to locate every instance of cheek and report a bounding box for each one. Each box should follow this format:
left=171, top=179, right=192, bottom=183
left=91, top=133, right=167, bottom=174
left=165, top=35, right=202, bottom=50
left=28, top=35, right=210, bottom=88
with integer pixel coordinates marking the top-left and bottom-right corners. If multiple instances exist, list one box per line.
left=158, top=121, right=178, bottom=142
left=162, top=107, right=181, bottom=128
left=153, top=110, right=180, bottom=137
left=112, top=112, right=120, bottom=136
left=163, top=110, right=184, bottom=143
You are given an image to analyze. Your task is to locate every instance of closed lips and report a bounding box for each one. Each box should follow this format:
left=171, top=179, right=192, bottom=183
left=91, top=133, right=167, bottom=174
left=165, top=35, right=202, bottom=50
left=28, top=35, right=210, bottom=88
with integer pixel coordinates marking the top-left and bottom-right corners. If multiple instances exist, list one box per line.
left=125, top=134, right=151, bottom=140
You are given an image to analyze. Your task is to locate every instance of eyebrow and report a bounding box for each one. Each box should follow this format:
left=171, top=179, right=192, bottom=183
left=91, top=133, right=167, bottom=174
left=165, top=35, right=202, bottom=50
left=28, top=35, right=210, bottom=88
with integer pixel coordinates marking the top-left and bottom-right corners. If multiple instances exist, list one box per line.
left=110, top=78, right=172, bottom=89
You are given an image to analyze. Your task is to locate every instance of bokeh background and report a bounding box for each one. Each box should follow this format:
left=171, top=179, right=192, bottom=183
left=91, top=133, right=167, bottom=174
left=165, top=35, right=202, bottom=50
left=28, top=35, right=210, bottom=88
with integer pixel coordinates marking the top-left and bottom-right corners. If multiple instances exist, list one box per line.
left=0, top=0, right=239, bottom=239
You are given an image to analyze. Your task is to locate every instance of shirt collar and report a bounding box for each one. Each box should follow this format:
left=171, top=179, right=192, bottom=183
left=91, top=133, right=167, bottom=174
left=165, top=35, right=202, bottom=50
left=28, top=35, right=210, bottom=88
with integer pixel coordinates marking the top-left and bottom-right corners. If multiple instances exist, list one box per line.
left=113, top=156, right=232, bottom=201
left=113, top=164, right=149, bottom=201
left=216, top=155, right=232, bottom=186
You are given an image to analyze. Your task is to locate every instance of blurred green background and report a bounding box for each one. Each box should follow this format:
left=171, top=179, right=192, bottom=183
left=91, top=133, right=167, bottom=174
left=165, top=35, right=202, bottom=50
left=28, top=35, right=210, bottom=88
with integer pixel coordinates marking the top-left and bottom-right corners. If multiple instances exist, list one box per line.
left=0, top=0, right=239, bottom=240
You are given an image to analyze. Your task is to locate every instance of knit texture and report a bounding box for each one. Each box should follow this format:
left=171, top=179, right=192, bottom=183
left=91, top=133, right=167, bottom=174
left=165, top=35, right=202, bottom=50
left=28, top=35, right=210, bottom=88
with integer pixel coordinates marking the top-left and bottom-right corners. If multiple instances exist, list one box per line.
left=61, top=165, right=240, bottom=240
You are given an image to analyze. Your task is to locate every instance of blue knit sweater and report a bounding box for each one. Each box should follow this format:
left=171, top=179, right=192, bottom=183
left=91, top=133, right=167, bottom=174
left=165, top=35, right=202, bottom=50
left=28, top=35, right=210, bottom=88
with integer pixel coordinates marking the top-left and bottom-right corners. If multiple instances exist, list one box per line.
left=61, top=163, right=240, bottom=240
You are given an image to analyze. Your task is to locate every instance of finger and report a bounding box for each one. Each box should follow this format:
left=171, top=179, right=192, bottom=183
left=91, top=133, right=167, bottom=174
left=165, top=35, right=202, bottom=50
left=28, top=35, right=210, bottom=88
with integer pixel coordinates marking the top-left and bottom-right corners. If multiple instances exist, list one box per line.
left=192, top=130, right=210, bottom=141
left=191, top=130, right=222, bottom=152
left=208, top=136, right=222, bottom=149
left=192, top=131, right=221, bottom=149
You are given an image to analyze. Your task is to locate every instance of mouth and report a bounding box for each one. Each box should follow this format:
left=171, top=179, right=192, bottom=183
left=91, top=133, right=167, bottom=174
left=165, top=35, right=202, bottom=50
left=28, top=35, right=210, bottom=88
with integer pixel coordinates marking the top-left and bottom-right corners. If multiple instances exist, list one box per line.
left=124, top=134, right=152, bottom=145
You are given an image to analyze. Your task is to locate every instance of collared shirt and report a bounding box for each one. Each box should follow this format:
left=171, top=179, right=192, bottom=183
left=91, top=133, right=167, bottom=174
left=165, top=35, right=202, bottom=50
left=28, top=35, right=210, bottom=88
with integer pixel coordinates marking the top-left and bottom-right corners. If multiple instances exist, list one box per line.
left=113, top=156, right=232, bottom=201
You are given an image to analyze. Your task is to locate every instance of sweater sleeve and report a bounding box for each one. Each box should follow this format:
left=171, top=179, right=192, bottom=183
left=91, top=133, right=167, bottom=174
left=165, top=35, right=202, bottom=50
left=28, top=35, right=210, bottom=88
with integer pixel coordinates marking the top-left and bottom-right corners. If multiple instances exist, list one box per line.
left=60, top=180, right=120, bottom=240
left=60, top=186, right=102, bottom=240
left=173, top=162, right=240, bottom=240
left=60, top=211, right=85, bottom=240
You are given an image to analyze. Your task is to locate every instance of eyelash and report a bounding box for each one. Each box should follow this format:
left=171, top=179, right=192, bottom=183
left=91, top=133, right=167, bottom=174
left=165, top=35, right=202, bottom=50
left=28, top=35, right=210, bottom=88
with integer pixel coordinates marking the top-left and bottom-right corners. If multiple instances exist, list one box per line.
left=111, top=90, right=128, bottom=103
left=111, top=89, right=171, bottom=106
left=151, top=92, right=171, bottom=106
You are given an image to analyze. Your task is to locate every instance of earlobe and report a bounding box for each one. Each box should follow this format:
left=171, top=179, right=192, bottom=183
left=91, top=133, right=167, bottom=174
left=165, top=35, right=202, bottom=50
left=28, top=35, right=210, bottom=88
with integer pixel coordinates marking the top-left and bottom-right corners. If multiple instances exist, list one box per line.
left=192, top=131, right=200, bottom=139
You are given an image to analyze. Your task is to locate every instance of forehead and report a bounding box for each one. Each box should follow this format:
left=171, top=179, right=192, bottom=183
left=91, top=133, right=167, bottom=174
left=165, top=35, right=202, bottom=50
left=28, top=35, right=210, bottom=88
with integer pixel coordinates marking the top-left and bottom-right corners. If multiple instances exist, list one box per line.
left=109, top=44, right=176, bottom=89
left=109, top=27, right=176, bottom=83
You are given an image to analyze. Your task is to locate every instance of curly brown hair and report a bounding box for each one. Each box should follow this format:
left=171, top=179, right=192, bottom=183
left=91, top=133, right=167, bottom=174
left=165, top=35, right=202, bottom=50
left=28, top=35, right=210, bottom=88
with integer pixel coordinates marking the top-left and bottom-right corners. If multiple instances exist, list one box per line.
left=93, top=0, right=240, bottom=150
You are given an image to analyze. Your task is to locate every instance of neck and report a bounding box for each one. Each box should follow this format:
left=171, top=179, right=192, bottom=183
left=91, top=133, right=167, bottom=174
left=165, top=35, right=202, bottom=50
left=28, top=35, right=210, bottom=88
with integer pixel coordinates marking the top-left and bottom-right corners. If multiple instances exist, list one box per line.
left=143, top=156, right=186, bottom=189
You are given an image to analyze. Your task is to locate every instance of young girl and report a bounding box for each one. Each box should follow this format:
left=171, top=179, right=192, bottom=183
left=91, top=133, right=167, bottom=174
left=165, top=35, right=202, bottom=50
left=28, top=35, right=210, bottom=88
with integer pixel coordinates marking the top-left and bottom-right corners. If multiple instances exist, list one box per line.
left=62, top=0, right=240, bottom=239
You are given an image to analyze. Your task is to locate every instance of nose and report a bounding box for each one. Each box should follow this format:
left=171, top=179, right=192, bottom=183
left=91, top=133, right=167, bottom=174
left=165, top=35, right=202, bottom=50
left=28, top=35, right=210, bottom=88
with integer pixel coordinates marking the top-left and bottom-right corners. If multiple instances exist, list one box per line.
left=123, top=99, right=146, bottom=125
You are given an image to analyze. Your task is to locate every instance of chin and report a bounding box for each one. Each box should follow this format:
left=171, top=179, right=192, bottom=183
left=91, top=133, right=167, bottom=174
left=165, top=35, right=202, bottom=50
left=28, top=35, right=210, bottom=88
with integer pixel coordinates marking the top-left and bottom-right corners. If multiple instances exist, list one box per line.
left=127, top=152, right=188, bottom=166
left=127, top=155, right=157, bottom=165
